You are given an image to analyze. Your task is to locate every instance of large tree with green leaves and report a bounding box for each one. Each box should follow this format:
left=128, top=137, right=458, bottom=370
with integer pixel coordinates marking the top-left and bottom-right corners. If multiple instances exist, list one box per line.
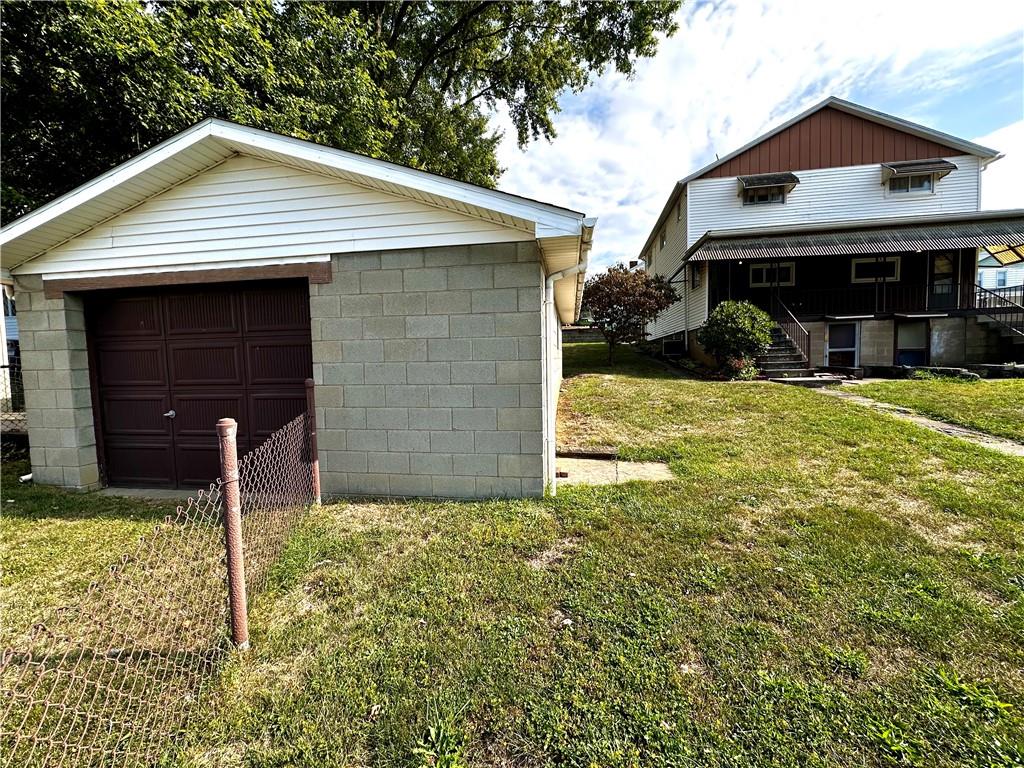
left=0, top=0, right=679, bottom=224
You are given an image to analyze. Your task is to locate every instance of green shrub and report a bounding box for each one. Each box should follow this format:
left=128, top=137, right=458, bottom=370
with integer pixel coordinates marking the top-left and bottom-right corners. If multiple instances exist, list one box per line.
left=697, top=301, right=774, bottom=370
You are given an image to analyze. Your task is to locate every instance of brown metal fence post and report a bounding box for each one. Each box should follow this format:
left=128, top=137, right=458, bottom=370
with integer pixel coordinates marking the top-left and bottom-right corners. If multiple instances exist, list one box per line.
left=217, top=418, right=250, bottom=650
left=305, top=378, right=322, bottom=505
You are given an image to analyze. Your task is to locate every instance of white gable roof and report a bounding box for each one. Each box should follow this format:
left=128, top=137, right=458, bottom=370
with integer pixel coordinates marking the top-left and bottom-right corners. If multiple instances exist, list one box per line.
left=0, top=119, right=594, bottom=321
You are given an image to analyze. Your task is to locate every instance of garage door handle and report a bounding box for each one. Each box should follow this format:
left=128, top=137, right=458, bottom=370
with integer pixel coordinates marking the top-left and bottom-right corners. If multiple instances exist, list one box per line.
left=163, top=409, right=176, bottom=418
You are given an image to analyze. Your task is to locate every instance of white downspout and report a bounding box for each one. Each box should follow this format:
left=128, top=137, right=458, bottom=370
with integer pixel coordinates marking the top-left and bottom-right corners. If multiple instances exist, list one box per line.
left=541, top=221, right=594, bottom=496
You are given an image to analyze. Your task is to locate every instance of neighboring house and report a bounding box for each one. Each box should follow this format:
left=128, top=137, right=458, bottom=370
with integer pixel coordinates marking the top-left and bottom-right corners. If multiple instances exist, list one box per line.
left=978, top=252, right=1024, bottom=294
left=1, top=280, right=17, bottom=412
left=1, top=281, right=16, bottom=364
left=0, top=119, right=595, bottom=495
left=641, top=97, right=1024, bottom=373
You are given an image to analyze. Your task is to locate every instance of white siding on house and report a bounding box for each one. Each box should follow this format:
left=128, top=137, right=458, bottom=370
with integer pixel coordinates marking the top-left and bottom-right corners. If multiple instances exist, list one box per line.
left=17, top=156, right=533, bottom=277
left=647, top=191, right=695, bottom=340
left=978, top=263, right=1024, bottom=290
left=686, top=155, right=979, bottom=248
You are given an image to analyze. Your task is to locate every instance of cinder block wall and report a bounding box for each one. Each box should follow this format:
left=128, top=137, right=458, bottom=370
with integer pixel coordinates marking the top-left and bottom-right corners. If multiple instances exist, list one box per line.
left=965, top=317, right=1008, bottom=362
left=804, top=321, right=825, bottom=366
left=930, top=318, right=967, bottom=365
left=310, top=242, right=545, bottom=499
left=13, top=276, right=100, bottom=490
left=859, top=320, right=894, bottom=367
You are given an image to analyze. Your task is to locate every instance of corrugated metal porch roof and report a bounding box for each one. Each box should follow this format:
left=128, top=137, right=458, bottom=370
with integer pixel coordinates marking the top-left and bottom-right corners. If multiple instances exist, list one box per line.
left=684, top=210, right=1024, bottom=264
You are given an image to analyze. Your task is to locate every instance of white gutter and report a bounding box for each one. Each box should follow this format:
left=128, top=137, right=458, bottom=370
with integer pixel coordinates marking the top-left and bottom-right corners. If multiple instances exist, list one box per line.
left=541, top=219, right=595, bottom=495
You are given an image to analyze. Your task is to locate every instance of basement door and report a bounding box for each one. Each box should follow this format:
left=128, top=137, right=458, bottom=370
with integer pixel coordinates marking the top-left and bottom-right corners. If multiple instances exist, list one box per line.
left=86, top=280, right=312, bottom=488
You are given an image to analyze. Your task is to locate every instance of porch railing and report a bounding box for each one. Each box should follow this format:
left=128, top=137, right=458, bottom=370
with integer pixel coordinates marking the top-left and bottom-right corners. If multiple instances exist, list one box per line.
left=770, top=296, right=810, bottom=364
left=764, top=282, right=1022, bottom=318
left=984, top=284, right=1024, bottom=308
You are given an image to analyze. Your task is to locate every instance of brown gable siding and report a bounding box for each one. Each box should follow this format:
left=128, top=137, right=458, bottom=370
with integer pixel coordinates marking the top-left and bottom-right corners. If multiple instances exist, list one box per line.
left=700, top=107, right=963, bottom=179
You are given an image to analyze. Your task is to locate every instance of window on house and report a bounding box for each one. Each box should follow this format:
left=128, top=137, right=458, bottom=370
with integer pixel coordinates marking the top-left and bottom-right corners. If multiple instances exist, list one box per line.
left=749, top=261, right=795, bottom=287
left=996, top=270, right=1009, bottom=288
left=659, top=228, right=667, bottom=249
left=690, top=264, right=702, bottom=290
left=2, top=290, right=14, bottom=318
left=851, top=256, right=901, bottom=283
left=888, top=173, right=933, bottom=195
left=896, top=320, right=929, bottom=366
left=742, top=185, right=786, bottom=206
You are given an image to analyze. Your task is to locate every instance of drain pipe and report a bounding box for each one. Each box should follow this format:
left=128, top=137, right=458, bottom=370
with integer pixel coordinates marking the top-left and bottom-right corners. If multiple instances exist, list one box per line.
left=542, top=220, right=595, bottom=495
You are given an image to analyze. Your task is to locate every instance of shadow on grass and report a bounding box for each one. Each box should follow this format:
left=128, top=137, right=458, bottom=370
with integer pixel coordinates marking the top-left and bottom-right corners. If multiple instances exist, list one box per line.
left=562, top=341, right=680, bottom=380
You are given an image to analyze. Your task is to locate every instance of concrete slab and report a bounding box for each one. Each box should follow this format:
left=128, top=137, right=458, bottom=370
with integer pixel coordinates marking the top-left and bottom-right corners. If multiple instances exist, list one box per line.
left=768, top=375, right=844, bottom=388
left=556, top=457, right=675, bottom=486
left=98, top=486, right=204, bottom=501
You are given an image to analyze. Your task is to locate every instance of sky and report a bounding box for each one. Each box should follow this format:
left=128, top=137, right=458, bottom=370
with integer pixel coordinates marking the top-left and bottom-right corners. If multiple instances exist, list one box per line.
left=490, top=0, right=1024, bottom=275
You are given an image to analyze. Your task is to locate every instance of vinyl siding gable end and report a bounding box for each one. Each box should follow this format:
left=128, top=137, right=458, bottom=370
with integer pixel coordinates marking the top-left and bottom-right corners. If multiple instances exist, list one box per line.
left=16, top=156, right=534, bottom=277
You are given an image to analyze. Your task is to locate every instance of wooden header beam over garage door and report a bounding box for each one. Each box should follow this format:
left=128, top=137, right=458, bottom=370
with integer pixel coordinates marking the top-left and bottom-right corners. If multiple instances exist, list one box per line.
left=43, top=261, right=332, bottom=299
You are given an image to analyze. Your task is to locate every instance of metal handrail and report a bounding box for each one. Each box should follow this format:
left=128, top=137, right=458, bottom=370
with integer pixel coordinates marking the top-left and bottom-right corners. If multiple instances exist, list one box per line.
left=770, top=295, right=811, bottom=364
left=973, top=283, right=1024, bottom=338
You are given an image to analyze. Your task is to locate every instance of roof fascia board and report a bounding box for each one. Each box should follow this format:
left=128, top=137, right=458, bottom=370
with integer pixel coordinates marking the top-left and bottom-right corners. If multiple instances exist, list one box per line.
left=209, top=121, right=584, bottom=236
left=637, top=181, right=685, bottom=262
left=0, top=119, right=218, bottom=245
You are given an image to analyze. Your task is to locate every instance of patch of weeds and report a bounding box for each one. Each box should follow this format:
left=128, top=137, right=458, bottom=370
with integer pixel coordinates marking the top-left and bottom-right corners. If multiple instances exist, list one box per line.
left=412, top=702, right=467, bottom=768
left=930, top=668, right=1014, bottom=721
left=818, top=645, right=869, bottom=680
left=871, top=722, right=926, bottom=765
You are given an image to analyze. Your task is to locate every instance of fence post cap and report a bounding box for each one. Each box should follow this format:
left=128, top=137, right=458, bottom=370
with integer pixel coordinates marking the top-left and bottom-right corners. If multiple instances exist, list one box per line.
left=216, top=418, right=237, bottom=436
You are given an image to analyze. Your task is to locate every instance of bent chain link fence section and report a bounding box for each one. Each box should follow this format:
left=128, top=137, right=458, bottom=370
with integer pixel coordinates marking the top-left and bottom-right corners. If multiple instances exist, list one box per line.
left=1, top=410, right=317, bottom=767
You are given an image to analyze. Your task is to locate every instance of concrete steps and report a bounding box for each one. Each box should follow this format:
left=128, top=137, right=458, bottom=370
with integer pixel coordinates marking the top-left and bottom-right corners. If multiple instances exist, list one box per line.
left=757, top=327, right=810, bottom=378
left=976, top=314, right=1024, bottom=344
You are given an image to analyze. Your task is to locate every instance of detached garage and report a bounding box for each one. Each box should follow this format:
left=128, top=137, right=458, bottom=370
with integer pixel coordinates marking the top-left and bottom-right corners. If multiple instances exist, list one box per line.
left=0, top=119, right=594, bottom=498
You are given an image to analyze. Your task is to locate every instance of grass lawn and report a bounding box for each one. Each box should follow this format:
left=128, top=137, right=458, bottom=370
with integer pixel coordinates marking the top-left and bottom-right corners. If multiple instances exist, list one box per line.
left=850, top=377, right=1024, bottom=443
left=167, top=342, right=1024, bottom=767
left=0, top=454, right=169, bottom=644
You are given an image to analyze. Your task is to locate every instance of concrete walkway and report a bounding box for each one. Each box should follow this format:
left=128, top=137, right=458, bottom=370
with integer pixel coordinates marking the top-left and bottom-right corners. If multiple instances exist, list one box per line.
left=821, top=387, right=1024, bottom=458
left=556, top=456, right=675, bottom=485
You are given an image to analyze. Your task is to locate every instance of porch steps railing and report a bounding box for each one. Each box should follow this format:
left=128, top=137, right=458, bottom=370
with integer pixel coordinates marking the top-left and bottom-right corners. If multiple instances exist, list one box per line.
left=974, top=283, right=1024, bottom=345
left=767, top=296, right=811, bottom=373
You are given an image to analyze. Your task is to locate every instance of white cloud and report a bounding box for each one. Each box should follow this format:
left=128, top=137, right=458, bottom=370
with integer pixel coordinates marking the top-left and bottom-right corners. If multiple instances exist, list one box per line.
left=490, top=0, right=1024, bottom=274
left=976, top=120, right=1024, bottom=210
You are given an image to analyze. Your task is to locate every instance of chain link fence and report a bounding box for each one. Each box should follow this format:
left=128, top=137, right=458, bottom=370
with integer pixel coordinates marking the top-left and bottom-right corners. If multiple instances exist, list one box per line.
left=1, top=361, right=27, bottom=436
left=0, top=386, right=321, bottom=767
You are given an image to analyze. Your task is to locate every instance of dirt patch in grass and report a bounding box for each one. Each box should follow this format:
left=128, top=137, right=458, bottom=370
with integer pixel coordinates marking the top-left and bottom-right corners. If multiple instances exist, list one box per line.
left=528, top=536, right=581, bottom=570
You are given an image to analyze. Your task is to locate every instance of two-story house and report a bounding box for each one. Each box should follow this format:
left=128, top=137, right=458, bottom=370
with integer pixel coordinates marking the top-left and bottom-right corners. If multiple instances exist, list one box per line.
left=642, top=97, right=1024, bottom=375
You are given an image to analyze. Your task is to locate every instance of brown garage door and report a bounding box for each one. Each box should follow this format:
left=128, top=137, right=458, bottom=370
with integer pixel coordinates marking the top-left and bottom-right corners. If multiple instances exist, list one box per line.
left=86, top=280, right=312, bottom=488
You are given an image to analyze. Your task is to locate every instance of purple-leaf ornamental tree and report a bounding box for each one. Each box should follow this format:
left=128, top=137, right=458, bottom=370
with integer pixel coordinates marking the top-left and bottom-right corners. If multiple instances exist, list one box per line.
left=582, top=264, right=677, bottom=365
